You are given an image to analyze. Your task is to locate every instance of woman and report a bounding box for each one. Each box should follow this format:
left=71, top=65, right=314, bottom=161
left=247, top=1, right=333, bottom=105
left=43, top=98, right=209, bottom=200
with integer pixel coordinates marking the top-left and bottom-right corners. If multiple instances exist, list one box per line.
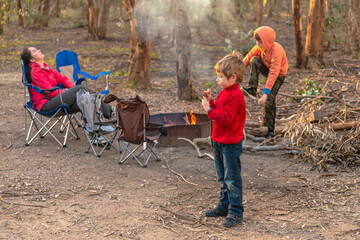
left=20, top=47, right=112, bottom=116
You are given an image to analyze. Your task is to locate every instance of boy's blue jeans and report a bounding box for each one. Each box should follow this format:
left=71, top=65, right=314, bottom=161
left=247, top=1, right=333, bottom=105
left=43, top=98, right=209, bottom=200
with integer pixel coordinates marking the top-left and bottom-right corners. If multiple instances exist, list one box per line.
left=213, top=140, right=244, bottom=217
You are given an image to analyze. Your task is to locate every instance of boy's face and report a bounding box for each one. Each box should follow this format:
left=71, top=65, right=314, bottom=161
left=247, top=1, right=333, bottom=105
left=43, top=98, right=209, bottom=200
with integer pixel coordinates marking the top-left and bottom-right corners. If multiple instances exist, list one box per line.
left=216, top=72, right=237, bottom=89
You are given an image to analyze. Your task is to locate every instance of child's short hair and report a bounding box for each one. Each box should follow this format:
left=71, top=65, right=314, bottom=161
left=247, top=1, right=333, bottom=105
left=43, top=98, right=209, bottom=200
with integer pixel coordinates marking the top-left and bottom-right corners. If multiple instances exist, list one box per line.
left=254, top=32, right=261, bottom=42
left=214, top=51, right=245, bottom=84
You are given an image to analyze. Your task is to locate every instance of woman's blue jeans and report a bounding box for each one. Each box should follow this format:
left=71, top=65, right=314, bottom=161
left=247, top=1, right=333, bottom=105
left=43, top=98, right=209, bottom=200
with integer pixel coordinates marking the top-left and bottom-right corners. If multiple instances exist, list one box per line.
left=213, top=140, right=244, bottom=217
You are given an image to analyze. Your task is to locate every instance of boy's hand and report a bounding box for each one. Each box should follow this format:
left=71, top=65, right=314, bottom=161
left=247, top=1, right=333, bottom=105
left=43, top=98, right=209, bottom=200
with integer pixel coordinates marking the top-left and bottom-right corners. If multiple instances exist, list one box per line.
left=203, top=89, right=212, bottom=101
left=202, top=97, right=210, bottom=112
left=258, top=94, right=268, bottom=105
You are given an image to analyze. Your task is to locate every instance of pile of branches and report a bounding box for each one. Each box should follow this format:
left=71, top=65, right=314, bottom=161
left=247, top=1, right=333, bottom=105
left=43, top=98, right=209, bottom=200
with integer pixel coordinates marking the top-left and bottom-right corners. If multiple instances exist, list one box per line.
left=283, top=83, right=360, bottom=171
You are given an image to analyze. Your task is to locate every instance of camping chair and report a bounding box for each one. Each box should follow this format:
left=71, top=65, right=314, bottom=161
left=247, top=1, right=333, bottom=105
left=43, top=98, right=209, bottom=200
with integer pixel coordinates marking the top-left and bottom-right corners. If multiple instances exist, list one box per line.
left=21, top=60, right=80, bottom=147
left=55, top=50, right=112, bottom=95
left=104, top=95, right=167, bottom=167
left=76, top=89, right=119, bottom=157
left=55, top=50, right=112, bottom=130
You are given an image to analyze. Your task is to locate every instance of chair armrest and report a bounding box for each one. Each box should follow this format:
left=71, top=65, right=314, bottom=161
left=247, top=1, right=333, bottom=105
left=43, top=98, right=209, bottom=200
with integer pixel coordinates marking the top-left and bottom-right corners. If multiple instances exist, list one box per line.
left=24, top=83, right=60, bottom=94
left=75, top=77, right=86, bottom=85
left=79, top=70, right=112, bottom=80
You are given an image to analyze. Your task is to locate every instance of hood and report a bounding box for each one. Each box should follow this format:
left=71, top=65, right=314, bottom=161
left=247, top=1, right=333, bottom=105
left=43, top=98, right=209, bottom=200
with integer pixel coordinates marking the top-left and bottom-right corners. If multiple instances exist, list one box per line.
left=254, top=26, right=276, bottom=51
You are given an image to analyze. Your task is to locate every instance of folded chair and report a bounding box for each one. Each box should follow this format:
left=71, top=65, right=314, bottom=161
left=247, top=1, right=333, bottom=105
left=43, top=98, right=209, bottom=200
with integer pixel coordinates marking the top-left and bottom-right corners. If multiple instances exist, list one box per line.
left=104, top=95, right=167, bottom=167
left=21, top=61, right=80, bottom=147
left=55, top=50, right=112, bottom=95
left=76, top=89, right=119, bottom=157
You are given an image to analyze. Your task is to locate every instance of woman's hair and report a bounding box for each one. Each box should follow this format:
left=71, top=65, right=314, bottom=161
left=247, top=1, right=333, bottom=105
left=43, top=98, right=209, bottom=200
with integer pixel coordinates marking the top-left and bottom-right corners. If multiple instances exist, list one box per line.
left=214, top=51, right=245, bottom=84
left=20, top=47, right=32, bottom=83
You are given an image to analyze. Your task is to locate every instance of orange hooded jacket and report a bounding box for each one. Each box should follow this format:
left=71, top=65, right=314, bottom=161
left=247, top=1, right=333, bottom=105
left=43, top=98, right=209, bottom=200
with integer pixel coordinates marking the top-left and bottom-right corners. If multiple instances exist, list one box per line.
left=243, top=26, right=288, bottom=95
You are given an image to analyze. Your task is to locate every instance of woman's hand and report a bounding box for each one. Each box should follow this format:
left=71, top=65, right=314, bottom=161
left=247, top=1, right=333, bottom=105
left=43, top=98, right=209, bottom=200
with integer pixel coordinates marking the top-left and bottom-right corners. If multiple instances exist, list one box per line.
left=258, top=94, right=268, bottom=105
left=202, top=97, right=210, bottom=112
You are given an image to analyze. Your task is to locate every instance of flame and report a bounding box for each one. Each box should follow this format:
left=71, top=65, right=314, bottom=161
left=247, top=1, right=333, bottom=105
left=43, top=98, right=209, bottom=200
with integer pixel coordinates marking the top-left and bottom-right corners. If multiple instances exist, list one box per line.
left=189, top=108, right=196, bottom=125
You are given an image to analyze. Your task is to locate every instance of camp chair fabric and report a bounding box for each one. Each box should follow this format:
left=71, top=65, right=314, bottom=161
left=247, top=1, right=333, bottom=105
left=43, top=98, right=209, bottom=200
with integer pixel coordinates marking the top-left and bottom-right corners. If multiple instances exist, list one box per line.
left=55, top=50, right=112, bottom=94
left=76, top=89, right=119, bottom=157
left=21, top=60, right=80, bottom=147
left=104, top=94, right=167, bottom=167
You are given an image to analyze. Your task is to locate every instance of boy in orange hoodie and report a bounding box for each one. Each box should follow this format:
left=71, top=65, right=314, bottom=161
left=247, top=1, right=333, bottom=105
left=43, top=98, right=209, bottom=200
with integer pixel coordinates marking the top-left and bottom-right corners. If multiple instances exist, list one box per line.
left=242, top=26, right=288, bottom=138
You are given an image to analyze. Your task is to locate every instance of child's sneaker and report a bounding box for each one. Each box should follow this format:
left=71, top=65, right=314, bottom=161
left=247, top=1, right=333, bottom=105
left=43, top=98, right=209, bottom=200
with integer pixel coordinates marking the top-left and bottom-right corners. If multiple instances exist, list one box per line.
left=205, top=207, right=228, bottom=217
left=222, top=214, right=243, bottom=227
left=264, top=129, right=275, bottom=139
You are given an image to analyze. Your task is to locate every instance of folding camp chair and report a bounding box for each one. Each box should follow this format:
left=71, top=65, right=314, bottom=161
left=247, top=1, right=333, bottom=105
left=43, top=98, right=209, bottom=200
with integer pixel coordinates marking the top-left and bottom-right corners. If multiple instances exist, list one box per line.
left=55, top=50, right=112, bottom=95
left=76, top=89, right=119, bottom=157
left=104, top=95, right=167, bottom=167
left=21, top=61, right=80, bottom=147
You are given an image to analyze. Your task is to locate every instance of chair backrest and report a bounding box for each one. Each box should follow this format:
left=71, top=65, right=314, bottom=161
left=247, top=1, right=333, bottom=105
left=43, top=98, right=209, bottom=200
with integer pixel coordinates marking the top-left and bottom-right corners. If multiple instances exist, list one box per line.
left=55, top=50, right=81, bottom=83
left=116, top=96, right=150, bottom=144
left=21, top=60, right=34, bottom=106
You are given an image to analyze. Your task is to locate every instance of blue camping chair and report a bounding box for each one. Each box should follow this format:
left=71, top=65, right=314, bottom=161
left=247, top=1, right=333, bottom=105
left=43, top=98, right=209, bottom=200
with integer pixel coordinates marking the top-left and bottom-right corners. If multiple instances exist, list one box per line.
left=21, top=60, right=80, bottom=147
left=55, top=50, right=112, bottom=95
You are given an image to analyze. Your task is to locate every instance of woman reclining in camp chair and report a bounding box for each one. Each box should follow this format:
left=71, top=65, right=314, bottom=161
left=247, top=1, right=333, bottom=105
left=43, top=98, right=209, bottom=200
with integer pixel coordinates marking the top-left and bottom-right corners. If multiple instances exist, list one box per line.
left=20, top=47, right=112, bottom=116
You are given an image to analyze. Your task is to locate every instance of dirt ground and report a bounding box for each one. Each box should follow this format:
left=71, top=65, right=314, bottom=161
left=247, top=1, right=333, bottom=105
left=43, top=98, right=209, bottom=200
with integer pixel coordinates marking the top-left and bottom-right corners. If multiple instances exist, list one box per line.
left=1, top=8, right=360, bottom=240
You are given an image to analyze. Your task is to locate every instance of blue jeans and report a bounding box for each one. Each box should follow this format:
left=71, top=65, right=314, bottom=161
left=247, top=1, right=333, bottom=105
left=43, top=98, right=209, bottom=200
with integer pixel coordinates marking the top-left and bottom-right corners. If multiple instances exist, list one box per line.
left=213, top=140, right=244, bottom=217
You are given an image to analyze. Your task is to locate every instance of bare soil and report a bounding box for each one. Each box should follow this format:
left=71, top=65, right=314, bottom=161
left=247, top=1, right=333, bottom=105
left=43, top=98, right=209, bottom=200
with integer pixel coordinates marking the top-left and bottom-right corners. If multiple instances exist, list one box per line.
left=0, top=9, right=360, bottom=240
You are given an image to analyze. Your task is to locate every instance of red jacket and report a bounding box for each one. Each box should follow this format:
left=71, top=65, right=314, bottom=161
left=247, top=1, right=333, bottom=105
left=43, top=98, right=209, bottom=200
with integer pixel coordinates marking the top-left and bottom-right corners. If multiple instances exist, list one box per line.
left=243, top=26, right=288, bottom=95
left=29, top=62, right=75, bottom=111
left=208, top=84, right=246, bottom=144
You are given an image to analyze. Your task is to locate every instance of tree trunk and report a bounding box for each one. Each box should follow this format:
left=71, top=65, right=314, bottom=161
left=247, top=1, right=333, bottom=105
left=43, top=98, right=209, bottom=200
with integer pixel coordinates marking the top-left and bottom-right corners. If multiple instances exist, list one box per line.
left=292, top=0, right=304, bottom=68
left=257, top=0, right=263, bottom=26
left=304, top=0, right=325, bottom=70
left=176, top=0, right=195, bottom=100
left=98, top=0, right=111, bottom=39
left=42, top=0, right=50, bottom=27
left=276, top=0, right=283, bottom=18
left=0, top=10, right=3, bottom=35
left=268, top=0, right=274, bottom=18
left=346, top=0, right=360, bottom=54
left=122, top=0, right=137, bottom=58
left=123, top=0, right=151, bottom=89
left=17, top=0, right=25, bottom=28
left=85, top=0, right=111, bottom=40
left=56, top=0, right=62, bottom=17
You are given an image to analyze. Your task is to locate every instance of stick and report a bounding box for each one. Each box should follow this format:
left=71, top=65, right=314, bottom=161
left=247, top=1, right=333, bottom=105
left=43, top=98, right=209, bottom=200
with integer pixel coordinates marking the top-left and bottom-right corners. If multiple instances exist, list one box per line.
left=178, top=138, right=214, bottom=160
left=0, top=194, right=47, bottom=208
left=165, top=156, right=198, bottom=186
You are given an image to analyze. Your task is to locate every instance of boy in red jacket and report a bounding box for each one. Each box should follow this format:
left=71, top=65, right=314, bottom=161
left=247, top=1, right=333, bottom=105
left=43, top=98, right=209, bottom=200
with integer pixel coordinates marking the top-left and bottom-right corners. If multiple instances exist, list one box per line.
left=242, top=26, right=288, bottom=138
left=202, top=52, right=246, bottom=227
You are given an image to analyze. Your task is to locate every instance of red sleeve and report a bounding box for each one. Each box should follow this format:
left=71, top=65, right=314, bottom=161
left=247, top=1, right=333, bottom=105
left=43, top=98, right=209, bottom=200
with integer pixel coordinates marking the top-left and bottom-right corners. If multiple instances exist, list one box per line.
left=208, top=94, right=241, bottom=127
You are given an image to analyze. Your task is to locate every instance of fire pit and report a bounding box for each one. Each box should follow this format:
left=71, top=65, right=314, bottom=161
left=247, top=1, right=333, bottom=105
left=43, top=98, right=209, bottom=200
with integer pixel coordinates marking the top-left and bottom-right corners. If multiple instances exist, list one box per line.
left=149, top=112, right=211, bottom=148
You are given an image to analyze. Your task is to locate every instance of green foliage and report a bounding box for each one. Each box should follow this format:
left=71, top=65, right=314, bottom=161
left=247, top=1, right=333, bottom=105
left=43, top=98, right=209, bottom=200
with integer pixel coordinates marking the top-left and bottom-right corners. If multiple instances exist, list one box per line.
left=292, top=78, right=323, bottom=102
left=203, top=82, right=213, bottom=88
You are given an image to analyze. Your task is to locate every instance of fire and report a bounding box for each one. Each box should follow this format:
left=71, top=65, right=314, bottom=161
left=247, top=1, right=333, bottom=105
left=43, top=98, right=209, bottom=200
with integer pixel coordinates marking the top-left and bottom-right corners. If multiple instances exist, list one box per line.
left=188, top=108, right=196, bottom=125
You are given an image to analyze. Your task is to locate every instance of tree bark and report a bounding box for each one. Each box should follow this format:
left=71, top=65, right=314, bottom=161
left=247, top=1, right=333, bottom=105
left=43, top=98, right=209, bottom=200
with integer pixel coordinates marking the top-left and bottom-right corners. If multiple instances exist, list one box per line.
left=292, top=0, right=304, bottom=68
left=56, top=0, right=62, bottom=17
left=85, top=0, right=111, bottom=40
left=0, top=10, right=3, bottom=35
left=17, top=0, right=25, bottom=28
left=176, top=0, right=195, bottom=100
left=98, top=0, right=111, bottom=39
left=257, top=0, right=263, bottom=26
left=304, top=0, right=325, bottom=70
left=123, top=0, right=151, bottom=89
left=346, top=0, right=360, bottom=54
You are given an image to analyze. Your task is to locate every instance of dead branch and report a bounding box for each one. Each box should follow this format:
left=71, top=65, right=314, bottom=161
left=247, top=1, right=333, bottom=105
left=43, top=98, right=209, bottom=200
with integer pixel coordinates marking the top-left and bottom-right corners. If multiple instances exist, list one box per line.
left=165, top=155, right=198, bottom=186
left=178, top=138, right=214, bottom=160
left=0, top=194, right=47, bottom=208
